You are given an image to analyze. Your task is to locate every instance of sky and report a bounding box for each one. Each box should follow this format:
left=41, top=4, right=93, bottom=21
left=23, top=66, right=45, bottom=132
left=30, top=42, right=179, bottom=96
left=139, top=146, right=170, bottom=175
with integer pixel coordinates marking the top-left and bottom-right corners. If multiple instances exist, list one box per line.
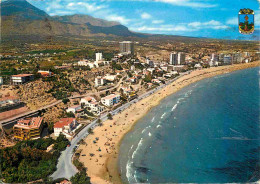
left=27, top=0, right=260, bottom=40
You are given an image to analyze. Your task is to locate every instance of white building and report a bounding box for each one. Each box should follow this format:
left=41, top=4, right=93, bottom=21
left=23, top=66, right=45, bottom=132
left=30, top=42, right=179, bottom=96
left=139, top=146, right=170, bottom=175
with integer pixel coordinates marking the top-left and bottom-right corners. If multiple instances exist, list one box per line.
left=101, top=94, right=120, bottom=107
left=96, top=53, right=103, bottom=62
left=66, top=105, right=81, bottom=114
left=54, top=118, right=78, bottom=138
left=224, top=55, right=232, bottom=65
left=170, top=52, right=185, bottom=65
left=104, top=75, right=117, bottom=82
left=77, top=60, right=89, bottom=66
left=80, top=97, right=105, bottom=115
left=11, top=74, right=34, bottom=85
left=170, top=52, right=178, bottom=65
left=177, top=52, right=186, bottom=65
left=119, top=41, right=134, bottom=55
left=95, top=76, right=106, bottom=87
left=209, top=53, right=219, bottom=67
left=78, top=60, right=98, bottom=68
left=194, top=63, right=202, bottom=69
left=131, top=65, right=135, bottom=71
left=146, top=59, right=154, bottom=67
left=232, top=52, right=243, bottom=64
left=0, top=77, right=3, bottom=85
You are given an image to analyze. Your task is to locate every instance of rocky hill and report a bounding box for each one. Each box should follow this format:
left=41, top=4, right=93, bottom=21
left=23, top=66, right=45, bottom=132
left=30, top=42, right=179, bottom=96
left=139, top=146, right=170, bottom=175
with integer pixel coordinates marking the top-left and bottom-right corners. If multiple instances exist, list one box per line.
left=1, top=0, right=142, bottom=41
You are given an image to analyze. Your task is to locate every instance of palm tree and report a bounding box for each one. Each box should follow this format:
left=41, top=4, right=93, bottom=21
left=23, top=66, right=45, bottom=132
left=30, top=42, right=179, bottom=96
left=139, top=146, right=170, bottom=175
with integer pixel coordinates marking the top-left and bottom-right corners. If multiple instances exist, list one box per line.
left=107, top=113, right=113, bottom=120
left=97, top=119, right=102, bottom=126
left=87, top=128, right=93, bottom=134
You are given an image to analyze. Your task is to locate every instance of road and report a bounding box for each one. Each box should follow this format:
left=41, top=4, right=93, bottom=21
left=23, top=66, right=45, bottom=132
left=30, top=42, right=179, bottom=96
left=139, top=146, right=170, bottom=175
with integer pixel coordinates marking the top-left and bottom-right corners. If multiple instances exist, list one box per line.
left=51, top=72, right=188, bottom=180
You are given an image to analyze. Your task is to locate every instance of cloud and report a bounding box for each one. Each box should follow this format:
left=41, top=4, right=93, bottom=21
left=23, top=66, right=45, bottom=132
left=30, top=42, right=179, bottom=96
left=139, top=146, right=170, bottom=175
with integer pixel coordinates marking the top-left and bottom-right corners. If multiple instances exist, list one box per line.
left=131, top=24, right=191, bottom=32
left=188, top=20, right=229, bottom=30
left=97, top=0, right=217, bottom=8
left=130, top=19, right=229, bottom=33
left=152, top=20, right=164, bottom=24
left=154, top=0, right=217, bottom=8
left=226, top=17, right=237, bottom=25
left=141, top=12, right=152, bottom=19
left=66, top=2, right=107, bottom=12
left=106, top=14, right=131, bottom=24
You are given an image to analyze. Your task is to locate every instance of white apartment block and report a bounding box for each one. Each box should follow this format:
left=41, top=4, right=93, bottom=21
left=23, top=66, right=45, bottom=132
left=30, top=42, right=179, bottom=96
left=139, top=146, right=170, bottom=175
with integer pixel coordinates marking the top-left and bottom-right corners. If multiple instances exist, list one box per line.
left=101, top=94, right=120, bottom=107
left=95, top=76, right=106, bottom=87
left=96, top=53, right=103, bottom=62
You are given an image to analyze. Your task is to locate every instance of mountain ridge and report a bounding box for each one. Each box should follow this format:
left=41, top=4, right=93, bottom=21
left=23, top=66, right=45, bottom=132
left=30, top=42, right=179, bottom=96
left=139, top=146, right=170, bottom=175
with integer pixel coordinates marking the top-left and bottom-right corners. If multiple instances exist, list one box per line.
left=1, top=0, right=144, bottom=40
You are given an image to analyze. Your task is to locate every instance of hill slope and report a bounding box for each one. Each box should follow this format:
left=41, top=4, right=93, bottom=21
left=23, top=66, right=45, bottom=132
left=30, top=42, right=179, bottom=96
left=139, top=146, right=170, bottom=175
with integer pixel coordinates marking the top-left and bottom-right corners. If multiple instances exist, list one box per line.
left=1, top=0, right=140, bottom=40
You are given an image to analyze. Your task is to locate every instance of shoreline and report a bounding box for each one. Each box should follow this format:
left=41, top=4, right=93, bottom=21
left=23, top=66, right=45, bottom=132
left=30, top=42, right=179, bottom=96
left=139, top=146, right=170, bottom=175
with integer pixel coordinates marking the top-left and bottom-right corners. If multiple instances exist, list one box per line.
left=78, top=61, right=260, bottom=184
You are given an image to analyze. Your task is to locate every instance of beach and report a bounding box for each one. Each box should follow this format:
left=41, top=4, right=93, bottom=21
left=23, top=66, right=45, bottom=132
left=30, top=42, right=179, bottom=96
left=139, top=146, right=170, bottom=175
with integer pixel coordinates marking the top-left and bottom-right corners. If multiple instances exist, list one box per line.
left=78, top=61, right=260, bottom=184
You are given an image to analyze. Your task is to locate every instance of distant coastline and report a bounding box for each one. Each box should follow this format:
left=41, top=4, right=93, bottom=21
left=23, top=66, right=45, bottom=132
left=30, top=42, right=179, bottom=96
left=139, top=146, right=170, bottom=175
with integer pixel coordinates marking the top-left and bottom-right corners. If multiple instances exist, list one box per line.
left=78, top=61, right=260, bottom=184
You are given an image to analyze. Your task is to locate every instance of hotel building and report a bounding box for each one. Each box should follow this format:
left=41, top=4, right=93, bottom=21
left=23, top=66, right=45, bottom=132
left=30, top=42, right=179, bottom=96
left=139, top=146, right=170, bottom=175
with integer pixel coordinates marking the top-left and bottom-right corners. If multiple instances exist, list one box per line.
left=101, top=94, right=120, bottom=107
left=119, top=41, right=134, bottom=55
left=11, top=74, right=34, bottom=85
left=13, top=117, right=44, bottom=140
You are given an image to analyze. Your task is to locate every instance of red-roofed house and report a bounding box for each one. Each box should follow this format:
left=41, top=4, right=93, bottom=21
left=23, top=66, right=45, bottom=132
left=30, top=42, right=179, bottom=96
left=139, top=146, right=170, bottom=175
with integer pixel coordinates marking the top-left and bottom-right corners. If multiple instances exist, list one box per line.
left=13, top=117, right=44, bottom=140
left=54, top=118, right=78, bottom=138
left=38, top=70, right=53, bottom=77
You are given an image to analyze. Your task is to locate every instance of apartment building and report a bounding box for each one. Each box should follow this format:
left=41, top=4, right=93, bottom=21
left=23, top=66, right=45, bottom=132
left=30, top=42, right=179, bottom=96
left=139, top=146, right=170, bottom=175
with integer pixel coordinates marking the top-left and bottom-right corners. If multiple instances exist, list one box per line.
left=13, top=117, right=44, bottom=140
left=101, top=94, right=120, bottom=107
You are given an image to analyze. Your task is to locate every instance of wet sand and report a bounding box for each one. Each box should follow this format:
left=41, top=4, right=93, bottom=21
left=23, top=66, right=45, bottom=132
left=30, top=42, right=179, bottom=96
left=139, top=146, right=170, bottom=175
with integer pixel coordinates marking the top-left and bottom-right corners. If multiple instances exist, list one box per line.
left=78, top=61, right=260, bottom=184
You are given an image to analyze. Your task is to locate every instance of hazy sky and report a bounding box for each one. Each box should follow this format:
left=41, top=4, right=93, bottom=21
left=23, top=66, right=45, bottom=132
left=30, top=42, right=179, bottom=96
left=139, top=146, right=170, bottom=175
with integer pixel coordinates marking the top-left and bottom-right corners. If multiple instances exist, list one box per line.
left=28, top=0, right=260, bottom=40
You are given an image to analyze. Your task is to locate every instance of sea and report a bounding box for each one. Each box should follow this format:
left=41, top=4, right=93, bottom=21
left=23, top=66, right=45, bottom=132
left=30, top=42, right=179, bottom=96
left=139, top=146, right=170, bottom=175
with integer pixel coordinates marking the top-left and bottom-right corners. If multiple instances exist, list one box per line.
left=119, top=66, right=260, bottom=183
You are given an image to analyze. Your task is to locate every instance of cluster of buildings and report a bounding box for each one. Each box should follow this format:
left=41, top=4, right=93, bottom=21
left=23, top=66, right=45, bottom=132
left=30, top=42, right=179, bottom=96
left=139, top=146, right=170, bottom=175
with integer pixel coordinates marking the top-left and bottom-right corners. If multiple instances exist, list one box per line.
left=13, top=116, right=80, bottom=140
left=77, top=52, right=110, bottom=69
left=65, top=93, right=121, bottom=118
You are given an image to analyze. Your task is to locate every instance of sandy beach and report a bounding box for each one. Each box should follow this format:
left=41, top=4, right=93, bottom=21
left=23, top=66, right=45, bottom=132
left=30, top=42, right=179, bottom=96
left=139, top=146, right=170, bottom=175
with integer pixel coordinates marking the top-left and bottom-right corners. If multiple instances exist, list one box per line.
left=78, top=61, right=260, bottom=184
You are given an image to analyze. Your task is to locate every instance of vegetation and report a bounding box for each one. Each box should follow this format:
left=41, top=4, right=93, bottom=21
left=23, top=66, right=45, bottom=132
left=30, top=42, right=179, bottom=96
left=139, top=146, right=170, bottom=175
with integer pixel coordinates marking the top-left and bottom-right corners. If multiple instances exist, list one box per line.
left=107, top=113, right=113, bottom=120
left=0, top=134, right=69, bottom=183
left=111, top=61, right=123, bottom=70
left=70, top=170, right=90, bottom=184
left=87, top=128, right=94, bottom=134
left=97, top=119, right=102, bottom=126
left=143, top=72, right=152, bottom=83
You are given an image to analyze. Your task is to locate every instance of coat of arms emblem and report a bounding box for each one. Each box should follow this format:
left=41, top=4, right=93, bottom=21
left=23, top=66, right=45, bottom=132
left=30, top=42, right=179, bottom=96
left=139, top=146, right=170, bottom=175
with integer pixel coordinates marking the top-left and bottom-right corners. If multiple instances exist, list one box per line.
left=239, top=8, right=254, bottom=34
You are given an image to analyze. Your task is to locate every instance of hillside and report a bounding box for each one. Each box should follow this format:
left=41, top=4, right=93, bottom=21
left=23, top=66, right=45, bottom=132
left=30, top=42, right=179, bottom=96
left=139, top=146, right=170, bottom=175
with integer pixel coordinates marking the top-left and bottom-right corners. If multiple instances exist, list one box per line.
left=1, top=0, right=140, bottom=41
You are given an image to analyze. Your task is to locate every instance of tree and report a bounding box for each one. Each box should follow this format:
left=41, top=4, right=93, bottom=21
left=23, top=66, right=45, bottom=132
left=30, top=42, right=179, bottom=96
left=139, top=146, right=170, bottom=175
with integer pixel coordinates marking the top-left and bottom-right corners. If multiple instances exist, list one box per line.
left=70, top=171, right=90, bottom=184
left=97, top=119, right=102, bottom=126
left=143, top=72, right=152, bottom=83
left=107, top=113, right=113, bottom=120
left=87, top=128, right=93, bottom=134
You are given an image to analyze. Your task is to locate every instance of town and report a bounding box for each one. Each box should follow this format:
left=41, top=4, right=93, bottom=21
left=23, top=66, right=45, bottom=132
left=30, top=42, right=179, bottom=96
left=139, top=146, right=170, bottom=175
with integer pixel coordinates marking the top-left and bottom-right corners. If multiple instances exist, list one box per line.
left=1, top=40, right=259, bottom=141
left=0, top=39, right=259, bottom=183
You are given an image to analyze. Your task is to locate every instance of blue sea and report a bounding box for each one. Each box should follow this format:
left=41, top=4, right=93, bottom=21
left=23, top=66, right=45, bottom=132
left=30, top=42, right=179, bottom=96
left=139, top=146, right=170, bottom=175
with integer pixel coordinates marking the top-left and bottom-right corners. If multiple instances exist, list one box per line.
left=119, top=67, right=260, bottom=183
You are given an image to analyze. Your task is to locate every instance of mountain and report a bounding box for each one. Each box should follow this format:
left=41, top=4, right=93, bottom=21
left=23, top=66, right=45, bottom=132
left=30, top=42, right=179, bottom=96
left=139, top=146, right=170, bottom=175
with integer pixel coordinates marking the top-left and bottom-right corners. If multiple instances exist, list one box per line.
left=1, top=0, right=142, bottom=41
left=1, top=0, right=49, bottom=20
left=52, top=14, right=120, bottom=27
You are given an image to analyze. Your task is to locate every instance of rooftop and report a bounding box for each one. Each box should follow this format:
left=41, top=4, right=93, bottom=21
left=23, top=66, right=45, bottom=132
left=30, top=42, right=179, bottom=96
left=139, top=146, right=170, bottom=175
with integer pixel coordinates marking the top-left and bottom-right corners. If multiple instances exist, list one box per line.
left=14, top=117, right=43, bottom=129
left=102, top=94, right=120, bottom=100
left=54, top=118, right=75, bottom=129
left=12, top=74, right=33, bottom=77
